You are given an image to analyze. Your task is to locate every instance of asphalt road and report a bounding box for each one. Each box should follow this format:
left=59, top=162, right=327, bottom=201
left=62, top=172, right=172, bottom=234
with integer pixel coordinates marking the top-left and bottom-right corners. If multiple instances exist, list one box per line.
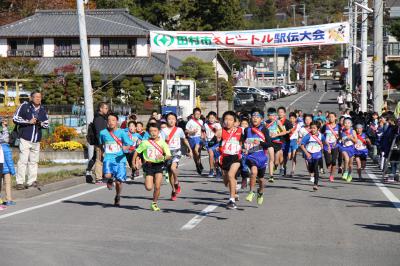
left=0, top=85, right=399, bottom=266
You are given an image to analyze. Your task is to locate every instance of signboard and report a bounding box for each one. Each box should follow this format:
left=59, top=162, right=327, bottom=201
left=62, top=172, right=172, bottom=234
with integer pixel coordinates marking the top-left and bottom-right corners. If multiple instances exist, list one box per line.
left=150, top=22, right=350, bottom=53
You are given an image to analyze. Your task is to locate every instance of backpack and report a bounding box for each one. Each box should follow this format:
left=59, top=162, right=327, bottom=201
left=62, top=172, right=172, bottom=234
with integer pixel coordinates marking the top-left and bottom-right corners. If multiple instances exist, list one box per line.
left=86, top=122, right=96, bottom=145
left=9, top=125, right=20, bottom=147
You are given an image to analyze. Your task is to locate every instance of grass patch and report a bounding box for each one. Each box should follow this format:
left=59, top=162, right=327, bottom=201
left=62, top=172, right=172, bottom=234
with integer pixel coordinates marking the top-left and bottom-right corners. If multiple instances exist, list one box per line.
left=38, top=160, right=85, bottom=168
left=12, top=169, right=84, bottom=187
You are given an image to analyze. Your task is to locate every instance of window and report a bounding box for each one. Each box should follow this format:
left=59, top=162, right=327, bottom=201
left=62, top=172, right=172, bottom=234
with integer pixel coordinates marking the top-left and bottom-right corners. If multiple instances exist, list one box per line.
left=8, top=38, right=43, bottom=57
left=54, top=38, right=80, bottom=57
left=101, top=38, right=136, bottom=57
left=168, top=84, right=190, bottom=100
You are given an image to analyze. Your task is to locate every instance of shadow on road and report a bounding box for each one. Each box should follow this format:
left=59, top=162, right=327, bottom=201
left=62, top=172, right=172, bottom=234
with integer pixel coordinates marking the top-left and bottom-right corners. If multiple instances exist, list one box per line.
left=311, top=195, right=396, bottom=209
left=355, top=223, right=400, bottom=233
left=63, top=200, right=147, bottom=211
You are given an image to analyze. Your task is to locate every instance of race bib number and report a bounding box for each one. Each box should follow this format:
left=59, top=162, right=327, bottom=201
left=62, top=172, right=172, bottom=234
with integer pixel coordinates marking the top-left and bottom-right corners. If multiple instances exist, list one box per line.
left=105, top=143, right=121, bottom=154
left=224, top=139, right=241, bottom=155
left=147, top=146, right=163, bottom=160
left=168, top=136, right=180, bottom=150
left=244, top=138, right=259, bottom=151
left=343, top=139, right=353, bottom=147
left=326, top=132, right=337, bottom=144
left=306, top=142, right=321, bottom=153
left=355, top=140, right=367, bottom=150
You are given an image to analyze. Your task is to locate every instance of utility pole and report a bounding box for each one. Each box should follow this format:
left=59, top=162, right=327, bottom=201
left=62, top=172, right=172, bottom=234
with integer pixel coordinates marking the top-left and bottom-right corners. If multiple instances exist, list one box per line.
left=373, top=0, right=384, bottom=113
left=360, top=0, right=368, bottom=112
left=302, top=3, right=307, bottom=91
left=76, top=0, right=94, bottom=159
left=162, top=50, right=169, bottom=109
left=291, top=5, right=296, bottom=26
left=274, top=47, right=278, bottom=85
left=353, top=2, right=358, bottom=91
left=348, top=0, right=353, bottom=92
left=216, top=70, right=219, bottom=117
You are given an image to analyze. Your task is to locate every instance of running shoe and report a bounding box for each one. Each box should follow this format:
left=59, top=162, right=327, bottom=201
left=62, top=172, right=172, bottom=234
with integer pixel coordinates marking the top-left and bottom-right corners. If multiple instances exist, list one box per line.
left=257, top=193, right=264, bottom=205
left=3, top=201, right=16, bottom=206
left=268, top=177, right=274, bottom=183
left=196, top=164, right=202, bottom=175
left=135, top=169, right=140, bottom=177
left=309, top=176, right=314, bottom=183
left=114, top=195, right=120, bottom=207
left=279, top=168, right=285, bottom=176
left=0, top=205, right=6, bottom=211
left=226, top=200, right=237, bottom=209
left=199, top=163, right=204, bottom=171
left=320, top=168, right=325, bottom=174
left=0, top=198, right=3, bottom=205
left=175, top=183, right=181, bottom=194
left=151, top=202, right=161, bottom=211
left=246, top=191, right=255, bottom=202
left=216, top=168, right=222, bottom=179
left=16, top=184, right=25, bottom=190
left=235, top=195, right=240, bottom=202
left=208, top=170, right=215, bottom=178
left=106, top=179, right=114, bottom=190
left=346, top=174, right=353, bottom=182
left=342, top=172, right=348, bottom=180
left=95, top=180, right=104, bottom=185
left=171, top=192, right=177, bottom=201
left=313, top=185, right=318, bottom=191
left=329, top=175, right=334, bottom=182
left=338, top=167, right=343, bottom=174
left=283, top=167, right=287, bottom=176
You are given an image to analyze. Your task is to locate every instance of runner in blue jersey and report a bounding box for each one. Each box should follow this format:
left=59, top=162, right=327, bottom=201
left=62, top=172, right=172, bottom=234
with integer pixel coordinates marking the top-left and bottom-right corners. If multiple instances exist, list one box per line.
left=99, top=113, right=133, bottom=207
left=125, top=121, right=142, bottom=179
left=354, top=124, right=371, bottom=181
left=243, top=108, right=272, bottom=205
left=320, top=112, right=341, bottom=182
left=338, top=118, right=357, bottom=182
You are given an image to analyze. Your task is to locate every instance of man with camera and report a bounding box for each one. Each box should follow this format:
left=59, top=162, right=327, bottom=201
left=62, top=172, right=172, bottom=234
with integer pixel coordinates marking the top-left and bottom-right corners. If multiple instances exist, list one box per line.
left=13, top=91, right=49, bottom=190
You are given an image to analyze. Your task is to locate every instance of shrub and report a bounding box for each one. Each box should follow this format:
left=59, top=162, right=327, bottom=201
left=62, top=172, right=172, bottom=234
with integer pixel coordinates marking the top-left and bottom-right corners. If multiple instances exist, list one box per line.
left=53, top=125, right=78, bottom=142
left=50, top=141, right=83, bottom=151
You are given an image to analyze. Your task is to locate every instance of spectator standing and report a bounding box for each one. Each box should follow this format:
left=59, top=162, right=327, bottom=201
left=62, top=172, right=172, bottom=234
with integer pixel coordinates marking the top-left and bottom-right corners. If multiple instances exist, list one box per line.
left=346, top=91, right=353, bottom=110
left=337, top=93, right=345, bottom=111
left=89, top=103, right=109, bottom=183
left=13, top=91, right=49, bottom=190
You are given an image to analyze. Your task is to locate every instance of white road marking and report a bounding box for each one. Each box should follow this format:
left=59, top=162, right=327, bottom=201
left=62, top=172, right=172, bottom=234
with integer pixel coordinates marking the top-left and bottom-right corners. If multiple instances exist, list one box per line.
left=366, top=171, right=400, bottom=213
left=0, top=157, right=208, bottom=220
left=289, top=91, right=311, bottom=106
left=181, top=204, right=220, bottom=230
left=312, top=92, right=326, bottom=114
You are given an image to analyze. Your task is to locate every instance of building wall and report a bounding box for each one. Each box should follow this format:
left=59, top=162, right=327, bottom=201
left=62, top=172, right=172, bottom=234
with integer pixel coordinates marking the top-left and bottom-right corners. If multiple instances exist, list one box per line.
left=0, top=39, right=7, bottom=57
left=43, top=38, right=54, bottom=57
left=201, top=100, right=230, bottom=116
left=136, top=38, right=149, bottom=57
left=213, top=58, right=229, bottom=80
left=90, top=38, right=101, bottom=57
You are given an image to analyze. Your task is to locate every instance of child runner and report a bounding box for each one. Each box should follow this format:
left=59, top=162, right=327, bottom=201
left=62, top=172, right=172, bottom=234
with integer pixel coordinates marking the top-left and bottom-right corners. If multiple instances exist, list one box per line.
left=99, top=113, right=133, bottom=207
left=288, top=112, right=302, bottom=177
left=320, top=112, right=341, bottom=182
left=278, top=106, right=292, bottom=176
left=133, top=123, right=171, bottom=211
left=161, top=113, right=193, bottom=201
left=339, top=118, right=357, bottom=182
left=300, top=122, right=324, bottom=191
left=244, top=108, right=272, bottom=205
left=137, top=122, right=150, bottom=140
left=219, top=111, right=243, bottom=209
left=204, top=111, right=222, bottom=177
left=265, top=108, right=286, bottom=183
left=337, top=116, right=346, bottom=174
left=354, top=124, right=371, bottom=181
left=186, top=108, right=205, bottom=175
left=298, top=114, right=315, bottom=182
left=125, top=121, right=142, bottom=179
left=240, top=118, right=250, bottom=188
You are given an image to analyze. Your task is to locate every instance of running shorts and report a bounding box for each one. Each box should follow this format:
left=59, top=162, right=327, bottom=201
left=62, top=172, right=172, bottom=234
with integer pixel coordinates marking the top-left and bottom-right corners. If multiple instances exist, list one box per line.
left=323, top=148, right=338, bottom=167
left=103, top=161, right=127, bottom=182
left=220, top=155, right=241, bottom=171
left=188, top=136, right=202, bottom=150
left=271, top=142, right=282, bottom=152
left=288, top=139, right=299, bottom=153
left=143, top=162, right=165, bottom=176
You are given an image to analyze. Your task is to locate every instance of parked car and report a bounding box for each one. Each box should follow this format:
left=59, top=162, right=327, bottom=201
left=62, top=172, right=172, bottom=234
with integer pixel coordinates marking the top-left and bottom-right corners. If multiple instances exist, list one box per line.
left=259, top=87, right=279, bottom=100
left=234, top=92, right=265, bottom=112
left=277, top=85, right=291, bottom=97
left=234, top=86, right=271, bottom=101
left=287, top=84, right=298, bottom=94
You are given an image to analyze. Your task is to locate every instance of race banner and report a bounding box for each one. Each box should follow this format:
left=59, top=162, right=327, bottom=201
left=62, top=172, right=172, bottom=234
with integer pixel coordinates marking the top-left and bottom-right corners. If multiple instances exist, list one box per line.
left=150, top=22, right=349, bottom=53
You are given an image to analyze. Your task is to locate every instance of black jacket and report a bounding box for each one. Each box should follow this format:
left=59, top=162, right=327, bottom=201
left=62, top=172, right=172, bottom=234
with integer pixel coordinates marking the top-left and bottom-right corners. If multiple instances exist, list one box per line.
left=93, top=113, right=108, bottom=145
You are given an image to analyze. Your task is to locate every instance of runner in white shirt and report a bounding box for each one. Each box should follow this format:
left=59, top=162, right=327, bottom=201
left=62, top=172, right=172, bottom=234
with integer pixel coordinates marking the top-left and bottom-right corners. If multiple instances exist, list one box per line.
left=162, top=113, right=192, bottom=201
left=185, top=108, right=205, bottom=175
left=288, top=112, right=302, bottom=177
left=204, top=111, right=222, bottom=178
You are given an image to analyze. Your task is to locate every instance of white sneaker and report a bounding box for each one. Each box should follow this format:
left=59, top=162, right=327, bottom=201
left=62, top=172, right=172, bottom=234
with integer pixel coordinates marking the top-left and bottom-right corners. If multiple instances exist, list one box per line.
left=309, top=176, right=315, bottom=183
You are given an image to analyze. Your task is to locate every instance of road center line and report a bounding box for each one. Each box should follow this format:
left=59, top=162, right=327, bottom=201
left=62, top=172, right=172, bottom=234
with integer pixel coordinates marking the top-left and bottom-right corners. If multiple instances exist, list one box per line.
left=181, top=204, right=220, bottom=230
left=289, top=91, right=310, bottom=106
left=366, top=171, right=400, bottom=213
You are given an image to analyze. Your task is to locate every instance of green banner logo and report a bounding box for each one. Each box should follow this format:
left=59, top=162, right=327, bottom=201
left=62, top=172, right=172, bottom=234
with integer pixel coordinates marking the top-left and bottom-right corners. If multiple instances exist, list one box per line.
left=153, top=34, right=174, bottom=47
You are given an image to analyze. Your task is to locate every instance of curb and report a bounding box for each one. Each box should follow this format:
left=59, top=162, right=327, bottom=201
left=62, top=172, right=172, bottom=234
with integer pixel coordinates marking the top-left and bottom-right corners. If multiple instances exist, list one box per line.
left=12, top=175, right=87, bottom=200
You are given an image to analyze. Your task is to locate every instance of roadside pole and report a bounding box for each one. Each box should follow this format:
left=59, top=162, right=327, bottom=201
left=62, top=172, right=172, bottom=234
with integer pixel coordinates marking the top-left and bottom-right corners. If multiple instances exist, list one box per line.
left=360, top=0, right=368, bottom=112
left=76, top=0, right=94, bottom=159
left=373, top=0, right=384, bottom=113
